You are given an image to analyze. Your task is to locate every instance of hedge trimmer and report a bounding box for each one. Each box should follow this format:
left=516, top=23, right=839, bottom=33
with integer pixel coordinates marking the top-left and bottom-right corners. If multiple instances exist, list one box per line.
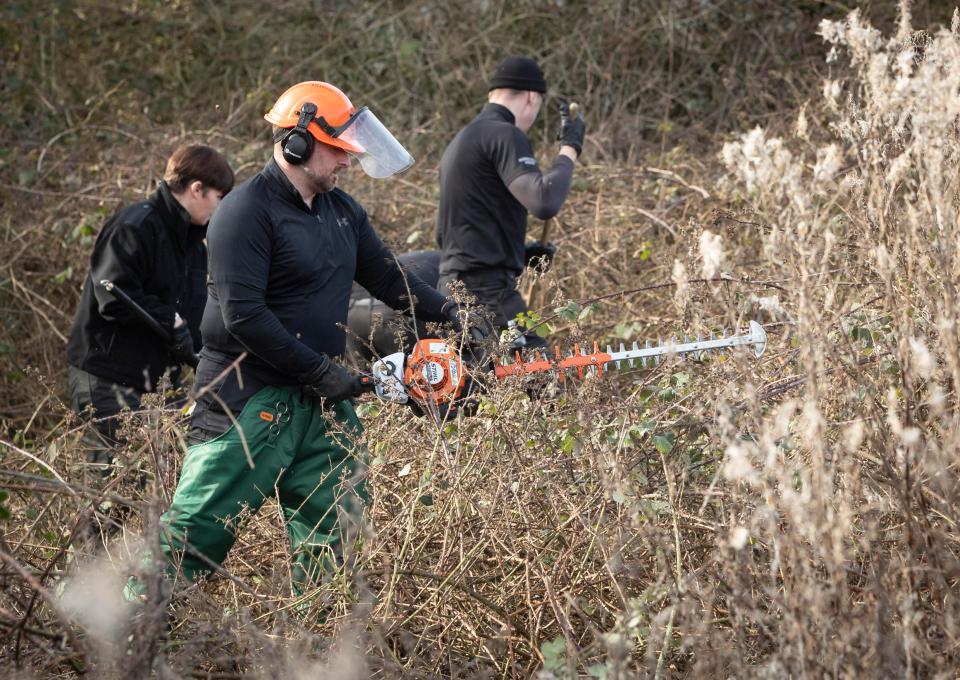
left=370, top=321, right=768, bottom=411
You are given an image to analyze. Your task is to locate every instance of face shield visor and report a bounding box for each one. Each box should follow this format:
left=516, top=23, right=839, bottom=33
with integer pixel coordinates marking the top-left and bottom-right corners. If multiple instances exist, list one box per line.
left=319, top=107, right=414, bottom=179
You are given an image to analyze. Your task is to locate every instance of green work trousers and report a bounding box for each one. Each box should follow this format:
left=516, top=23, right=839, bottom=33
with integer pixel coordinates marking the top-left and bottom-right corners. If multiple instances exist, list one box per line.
left=158, top=385, right=366, bottom=590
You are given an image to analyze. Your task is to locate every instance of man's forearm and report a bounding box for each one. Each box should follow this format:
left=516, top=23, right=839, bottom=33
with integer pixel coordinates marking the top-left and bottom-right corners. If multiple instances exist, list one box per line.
left=507, top=156, right=575, bottom=220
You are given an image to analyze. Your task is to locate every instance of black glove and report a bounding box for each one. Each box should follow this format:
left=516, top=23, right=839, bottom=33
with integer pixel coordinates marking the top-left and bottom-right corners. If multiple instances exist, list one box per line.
left=301, top=355, right=367, bottom=406
left=168, top=324, right=199, bottom=368
left=524, top=240, right=557, bottom=271
left=442, top=299, right=491, bottom=344
left=557, top=101, right=585, bottom=156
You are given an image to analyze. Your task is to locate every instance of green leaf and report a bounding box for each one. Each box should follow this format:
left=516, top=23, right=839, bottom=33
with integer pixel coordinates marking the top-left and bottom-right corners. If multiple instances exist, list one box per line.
left=477, top=398, right=497, bottom=416
left=355, top=402, right=381, bottom=418
left=540, top=635, right=566, bottom=671
left=636, top=240, right=653, bottom=261
left=555, top=302, right=581, bottom=322
left=613, top=321, right=642, bottom=340
left=881, top=357, right=900, bottom=375
left=588, top=662, right=610, bottom=679
left=53, top=266, right=73, bottom=284
left=633, top=420, right=657, bottom=437
left=399, top=40, right=422, bottom=56
left=653, top=433, right=675, bottom=454
left=638, top=499, right=671, bottom=516
left=612, top=490, right=628, bottom=505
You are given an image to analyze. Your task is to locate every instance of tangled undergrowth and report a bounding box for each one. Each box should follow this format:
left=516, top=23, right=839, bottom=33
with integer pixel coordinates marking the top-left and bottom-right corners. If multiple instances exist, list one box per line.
left=2, top=1, right=960, bottom=678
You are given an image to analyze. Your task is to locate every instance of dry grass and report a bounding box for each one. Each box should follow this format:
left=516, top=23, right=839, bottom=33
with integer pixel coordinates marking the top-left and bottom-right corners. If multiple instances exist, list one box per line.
left=3, top=1, right=960, bottom=678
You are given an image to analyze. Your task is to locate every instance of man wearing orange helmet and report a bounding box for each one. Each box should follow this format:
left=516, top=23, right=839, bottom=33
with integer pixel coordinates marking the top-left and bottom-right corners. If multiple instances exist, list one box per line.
left=436, top=56, right=586, bottom=349
left=146, top=82, right=477, bottom=596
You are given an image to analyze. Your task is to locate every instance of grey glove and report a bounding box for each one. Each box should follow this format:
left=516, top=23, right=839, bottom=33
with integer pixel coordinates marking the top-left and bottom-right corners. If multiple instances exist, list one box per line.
left=301, top=355, right=367, bottom=406
left=442, top=299, right=491, bottom=344
left=557, top=101, right=585, bottom=156
left=524, top=240, right=557, bottom=271
left=168, top=324, right=199, bottom=368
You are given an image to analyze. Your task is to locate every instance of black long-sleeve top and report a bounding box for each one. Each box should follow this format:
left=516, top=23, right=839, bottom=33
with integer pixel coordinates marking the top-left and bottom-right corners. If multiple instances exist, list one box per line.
left=196, top=159, right=446, bottom=409
left=66, top=182, right=207, bottom=390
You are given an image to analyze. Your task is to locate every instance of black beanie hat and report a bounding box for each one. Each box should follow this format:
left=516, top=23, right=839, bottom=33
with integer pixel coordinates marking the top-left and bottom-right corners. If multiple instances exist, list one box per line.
left=487, top=56, right=547, bottom=93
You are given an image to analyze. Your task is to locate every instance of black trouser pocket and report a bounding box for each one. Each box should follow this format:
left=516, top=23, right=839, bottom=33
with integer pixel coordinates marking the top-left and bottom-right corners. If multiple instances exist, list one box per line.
left=187, top=404, right=236, bottom=446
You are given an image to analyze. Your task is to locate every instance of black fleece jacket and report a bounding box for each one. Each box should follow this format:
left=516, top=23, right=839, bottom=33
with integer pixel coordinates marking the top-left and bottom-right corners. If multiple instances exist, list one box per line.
left=66, top=182, right=207, bottom=391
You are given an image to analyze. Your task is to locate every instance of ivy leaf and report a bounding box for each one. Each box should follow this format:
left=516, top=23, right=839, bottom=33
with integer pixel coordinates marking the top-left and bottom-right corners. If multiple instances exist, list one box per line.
left=653, top=433, right=675, bottom=454
left=540, top=635, right=566, bottom=671
left=588, top=663, right=610, bottom=679
left=632, top=420, right=656, bottom=437
left=355, top=403, right=381, bottom=418
left=556, top=302, right=581, bottom=322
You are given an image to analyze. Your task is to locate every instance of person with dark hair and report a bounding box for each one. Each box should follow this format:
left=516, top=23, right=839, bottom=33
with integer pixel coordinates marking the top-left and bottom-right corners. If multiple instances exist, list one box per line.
left=66, top=144, right=234, bottom=480
left=135, top=81, right=486, bottom=599
left=436, top=56, right=586, bottom=348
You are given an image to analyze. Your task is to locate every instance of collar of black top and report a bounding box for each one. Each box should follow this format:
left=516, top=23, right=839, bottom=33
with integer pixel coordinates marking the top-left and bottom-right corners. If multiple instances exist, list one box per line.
left=487, top=56, right=546, bottom=93
left=158, top=180, right=203, bottom=243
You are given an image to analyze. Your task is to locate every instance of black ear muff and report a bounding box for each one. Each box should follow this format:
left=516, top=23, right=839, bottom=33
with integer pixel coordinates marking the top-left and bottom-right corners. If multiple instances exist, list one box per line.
left=280, top=102, right=317, bottom=165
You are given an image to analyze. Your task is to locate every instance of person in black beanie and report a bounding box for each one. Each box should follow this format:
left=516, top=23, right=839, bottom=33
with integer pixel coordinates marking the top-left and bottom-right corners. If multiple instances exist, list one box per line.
left=435, top=55, right=586, bottom=349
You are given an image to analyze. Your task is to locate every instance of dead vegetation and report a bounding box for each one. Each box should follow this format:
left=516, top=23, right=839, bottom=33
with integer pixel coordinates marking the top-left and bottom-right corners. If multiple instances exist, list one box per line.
left=2, top=1, right=960, bottom=678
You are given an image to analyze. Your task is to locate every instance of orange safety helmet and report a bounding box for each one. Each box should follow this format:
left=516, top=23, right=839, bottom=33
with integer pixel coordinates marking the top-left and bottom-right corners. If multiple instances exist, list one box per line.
left=264, top=81, right=363, bottom=154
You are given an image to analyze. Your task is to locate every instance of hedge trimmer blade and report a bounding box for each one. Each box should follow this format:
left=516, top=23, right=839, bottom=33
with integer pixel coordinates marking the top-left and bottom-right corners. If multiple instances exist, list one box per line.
left=494, top=320, right=767, bottom=380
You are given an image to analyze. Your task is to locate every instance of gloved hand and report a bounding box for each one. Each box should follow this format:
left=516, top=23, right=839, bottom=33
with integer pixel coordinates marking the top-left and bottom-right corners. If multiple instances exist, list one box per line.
left=168, top=323, right=199, bottom=368
left=524, top=240, right=557, bottom=271
left=557, top=101, right=586, bottom=156
left=442, top=299, right=491, bottom=344
left=301, top=355, right=368, bottom=406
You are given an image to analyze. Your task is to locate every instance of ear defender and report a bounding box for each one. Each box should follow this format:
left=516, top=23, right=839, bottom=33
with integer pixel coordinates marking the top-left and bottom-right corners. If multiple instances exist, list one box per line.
left=279, top=102, right=318, bottom=165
